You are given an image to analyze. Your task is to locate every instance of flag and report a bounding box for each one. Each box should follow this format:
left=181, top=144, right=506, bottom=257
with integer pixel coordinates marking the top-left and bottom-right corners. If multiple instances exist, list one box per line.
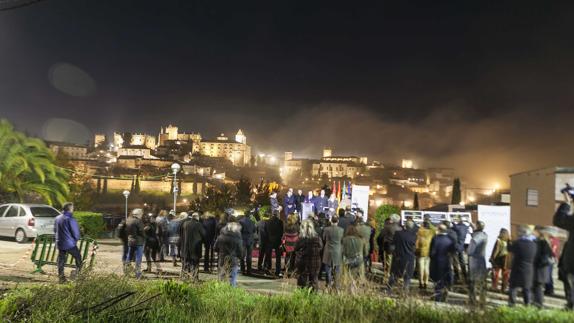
left=341, top=181, right=346, bottom=200
left=332, top=181, right=336, bottom=197
left=337, top=181, right=342, bottom=201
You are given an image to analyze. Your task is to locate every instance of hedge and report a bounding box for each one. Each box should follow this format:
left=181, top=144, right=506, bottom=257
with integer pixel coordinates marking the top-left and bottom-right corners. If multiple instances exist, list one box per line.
left=74, top=211, right=105, bottom=238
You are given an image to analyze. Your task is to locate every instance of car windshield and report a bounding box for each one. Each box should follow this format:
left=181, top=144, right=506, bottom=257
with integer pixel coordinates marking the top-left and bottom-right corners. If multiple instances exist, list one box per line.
left=30, top=207, right=60, bottom=217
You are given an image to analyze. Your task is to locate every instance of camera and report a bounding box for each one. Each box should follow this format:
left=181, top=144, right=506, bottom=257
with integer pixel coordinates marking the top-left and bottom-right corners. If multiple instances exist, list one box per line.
left=561, top=184, right=574, bottom=198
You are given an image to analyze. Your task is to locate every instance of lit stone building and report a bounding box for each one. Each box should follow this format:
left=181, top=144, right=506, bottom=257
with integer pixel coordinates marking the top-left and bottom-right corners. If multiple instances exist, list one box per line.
left=116, top=145, right=156, bottom=159
left=94, top=134, right=106, bottom=148
left=158, top=125, right=201, bottom=149
left=310, top=148, right=367, bottom=179
left=112, top=132, right=157, bottom=150
left=198, top=130, right=251, bottom=166
left=46, top=141, right=88, bottom=159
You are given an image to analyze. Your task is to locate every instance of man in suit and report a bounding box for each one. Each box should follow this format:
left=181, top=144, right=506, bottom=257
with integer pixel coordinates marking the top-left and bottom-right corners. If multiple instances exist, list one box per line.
left=389, top=220, right=417, bottom=290
left=508, top=225, right=537, bottom=306
left=430, top=223, right=456, bottom=302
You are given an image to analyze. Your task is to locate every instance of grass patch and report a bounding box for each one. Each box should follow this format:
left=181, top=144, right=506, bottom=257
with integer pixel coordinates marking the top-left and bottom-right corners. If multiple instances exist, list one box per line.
left=0, top=274, right=573, bottom=322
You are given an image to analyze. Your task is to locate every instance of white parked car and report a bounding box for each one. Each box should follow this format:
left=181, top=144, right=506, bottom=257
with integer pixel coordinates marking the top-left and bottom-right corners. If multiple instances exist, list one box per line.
left=0, top=203, right=61, bottom=243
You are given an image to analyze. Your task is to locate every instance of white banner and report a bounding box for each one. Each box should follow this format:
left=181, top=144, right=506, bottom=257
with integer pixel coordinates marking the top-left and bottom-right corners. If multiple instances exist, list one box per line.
left=478, top=205, right=511, bottom=268
left=351, top=184, right=370, bottom=222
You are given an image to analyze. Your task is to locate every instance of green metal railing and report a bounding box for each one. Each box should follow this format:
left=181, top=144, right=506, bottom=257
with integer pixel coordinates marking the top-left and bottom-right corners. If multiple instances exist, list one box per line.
left=30, top=234, right=98, bottom=273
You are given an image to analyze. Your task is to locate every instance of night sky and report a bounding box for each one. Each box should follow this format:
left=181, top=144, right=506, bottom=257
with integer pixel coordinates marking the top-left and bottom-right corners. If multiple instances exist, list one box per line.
left=2, top=0, right=574, bottom=187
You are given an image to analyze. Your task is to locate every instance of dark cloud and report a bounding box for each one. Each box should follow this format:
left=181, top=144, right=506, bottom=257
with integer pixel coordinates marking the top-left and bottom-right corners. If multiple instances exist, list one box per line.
left=1, top=1, right=574, bottom=188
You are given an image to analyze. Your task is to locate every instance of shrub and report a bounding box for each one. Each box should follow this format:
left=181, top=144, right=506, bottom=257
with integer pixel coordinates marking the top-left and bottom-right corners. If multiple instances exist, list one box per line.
left=75, top=211, right=105, bottom=238
left=374, top=204, right=400, bottom=231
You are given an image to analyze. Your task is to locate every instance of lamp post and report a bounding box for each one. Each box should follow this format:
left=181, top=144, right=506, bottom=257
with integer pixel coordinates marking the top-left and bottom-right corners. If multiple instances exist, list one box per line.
left=171, top=163, right=181, bottom=213
left=122, top=190, right=130, bottom=220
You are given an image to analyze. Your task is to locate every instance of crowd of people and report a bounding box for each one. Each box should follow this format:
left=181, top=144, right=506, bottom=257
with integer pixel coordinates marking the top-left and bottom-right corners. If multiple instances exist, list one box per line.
left=52, top=187, right=574, bottom=310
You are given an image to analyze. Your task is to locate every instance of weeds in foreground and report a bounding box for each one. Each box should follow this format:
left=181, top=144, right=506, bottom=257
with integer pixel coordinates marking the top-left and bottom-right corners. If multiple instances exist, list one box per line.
left=0, top=272, right=573, bottom=323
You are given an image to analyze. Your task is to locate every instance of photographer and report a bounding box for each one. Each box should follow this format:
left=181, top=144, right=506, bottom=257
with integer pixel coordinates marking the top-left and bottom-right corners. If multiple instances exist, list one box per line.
left=553, top=185, right=574, bottom=310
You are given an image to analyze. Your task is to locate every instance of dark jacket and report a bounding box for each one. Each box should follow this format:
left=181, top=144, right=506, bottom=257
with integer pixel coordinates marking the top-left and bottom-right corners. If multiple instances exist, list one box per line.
left=201, top=217, right=218, bottom=245
left=284, top=194, right=297, bottom=216
left=554, top=203, right=574, bottom=274
left=214, top=230, right=244, bottom=266
left=167, top=219, right=181, bottom=244
left=179, top=218, right=206, bottom=261
left=267, top=216, right=284, bottom=248
left=295, top=236, right=323, bottom=275
left=378, top=221, right=402, bottom=254
left=295, top=194, right=305, bottom=213
left=429, top=233, right=456, bottom=284
left=534, top=238, right=553, bottom=284
left=54, top=211, right=81, bottom=251
left=452, top=223, right=468, bottom=251
left=143, top=221, right=159, bottom=249
left=391, top=228, right=417, bottom=278
left=508, top=238, right=537, bottom=289
left=239, top=216, right=256, bottom=246
left=313, top=196, right=329, bottom=214
left=126, top=217, right=145, bottom=246
left=338, top=213, right=355, bottom=233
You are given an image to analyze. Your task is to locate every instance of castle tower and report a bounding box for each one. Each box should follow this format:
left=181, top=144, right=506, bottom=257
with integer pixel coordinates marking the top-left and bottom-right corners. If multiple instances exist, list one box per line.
left=235, top=129, right=246, bottom=144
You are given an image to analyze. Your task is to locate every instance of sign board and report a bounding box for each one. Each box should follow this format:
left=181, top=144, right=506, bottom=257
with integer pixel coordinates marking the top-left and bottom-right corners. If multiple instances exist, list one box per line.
left=351, top=184, right=370, bottom=222
left=477, top=205, right=511, bottom=268
left=401, top=210, right=472, bottom=226
left=301, top=202, right=314, bottom=221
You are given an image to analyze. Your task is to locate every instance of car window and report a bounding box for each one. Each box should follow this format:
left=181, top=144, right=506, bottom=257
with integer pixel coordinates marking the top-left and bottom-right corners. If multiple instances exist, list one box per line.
left=5, top=206, right=19, bottom=217
left=30, top=207, right=60, bottom=217
left=17, top=206, right=26, bottom=216
left=0, top=205, right=8, bottom=217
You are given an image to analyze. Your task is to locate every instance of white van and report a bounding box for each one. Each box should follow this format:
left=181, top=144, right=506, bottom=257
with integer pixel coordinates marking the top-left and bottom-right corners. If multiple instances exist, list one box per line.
left=0, top=204, right=61, bottom=243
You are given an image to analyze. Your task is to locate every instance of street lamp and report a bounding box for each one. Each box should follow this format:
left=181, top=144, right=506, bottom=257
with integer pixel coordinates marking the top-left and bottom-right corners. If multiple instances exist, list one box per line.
left=171, top=163, right=181, bottom=213
left=122, top=190, right=130, bottom=220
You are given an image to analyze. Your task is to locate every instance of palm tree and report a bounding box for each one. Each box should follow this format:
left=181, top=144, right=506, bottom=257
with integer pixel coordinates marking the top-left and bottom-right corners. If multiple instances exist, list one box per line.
left=0, top=119, right=70, bottom=206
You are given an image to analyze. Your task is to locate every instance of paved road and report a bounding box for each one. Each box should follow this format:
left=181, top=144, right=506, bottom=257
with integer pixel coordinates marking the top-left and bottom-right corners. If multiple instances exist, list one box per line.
left=0, top=238, right=569, bottom=310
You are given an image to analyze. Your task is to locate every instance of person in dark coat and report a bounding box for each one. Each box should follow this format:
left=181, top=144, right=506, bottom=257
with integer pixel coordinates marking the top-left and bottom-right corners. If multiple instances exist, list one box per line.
left=467, top=221, right=488, bottom=306
left=283, top=189, right=297, bottom=220
left=559, top=241, right=573, bottom=309
left=377, top=214, right=402, bottom=279
left=239, top=213, right=256, bottom=275
left=532, top=226, right=553, bottom=308
left=313, top=190, right=329, bottom=215
left=270, top=192, right=282, bottom=216
left=430, top=223, right=456, bottom=302
left=508, top=225, right=538, bottom=306
left=179, top=212, right=206, bottom=280
left=389, top=220, right=417, bottom=290
left=256, top=216, right=269, bottom=271
left=201, top=212, right=218, bottom=272
left=125, top=208, right=146, bottom=278
left=265, top=213, right=284, bottom=276
left=294, top=220, right=324, bottom=292
left=143, top=214, right=161, bottom=273
left=54, top=203, right=82, bottom=283
left=155, top=210, right=169, bottom=261
left=554, top=197, right=574, bottom=309
left=295, top=189, right=305, bottom=215
left=167, top=212, right=182, bottom=267
left=338, top=208, right=355, bottom=233
left=214, top=222, right=244, bottom=287
left=451, top=216, right=469, bottom=283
